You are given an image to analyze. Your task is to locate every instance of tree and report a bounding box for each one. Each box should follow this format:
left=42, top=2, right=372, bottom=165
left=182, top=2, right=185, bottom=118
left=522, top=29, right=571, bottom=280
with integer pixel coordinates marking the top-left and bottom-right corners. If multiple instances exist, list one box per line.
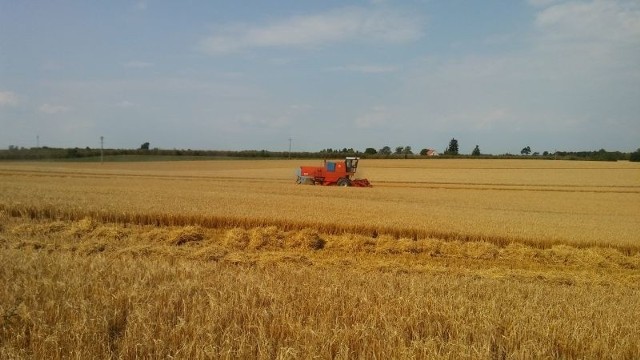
left=472, top=145, right=481, bottom=156
left=140, top=142, right=150, bottom=150
left=521, top=146, right=531, bottom=155
left=402, top=146, right=412, bottom=155
left=445, top=138, right=459, bottom=155
left=364, top=147, right=377, bottom=155
left=395, top=146, right=404, bottom=155
left=420, top=148, right=429, bottom=156
left=379, top=146, right=392, bottom=155
left=629, top=148, right=640, bottom=162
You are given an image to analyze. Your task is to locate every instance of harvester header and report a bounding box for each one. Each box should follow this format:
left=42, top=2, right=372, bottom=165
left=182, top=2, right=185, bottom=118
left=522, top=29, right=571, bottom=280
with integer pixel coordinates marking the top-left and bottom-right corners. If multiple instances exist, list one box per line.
left=296, top=157, right=371, bottom=187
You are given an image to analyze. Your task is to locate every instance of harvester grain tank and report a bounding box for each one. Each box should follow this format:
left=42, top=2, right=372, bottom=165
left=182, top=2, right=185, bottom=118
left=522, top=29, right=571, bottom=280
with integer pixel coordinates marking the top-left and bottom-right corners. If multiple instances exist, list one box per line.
left=296, top=157, right=371, bottom=187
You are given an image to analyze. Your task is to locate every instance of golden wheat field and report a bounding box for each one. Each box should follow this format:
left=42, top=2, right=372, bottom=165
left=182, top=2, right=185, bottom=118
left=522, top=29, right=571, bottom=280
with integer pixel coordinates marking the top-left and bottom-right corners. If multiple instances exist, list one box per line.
left=1, top=159, right=639, bottom=359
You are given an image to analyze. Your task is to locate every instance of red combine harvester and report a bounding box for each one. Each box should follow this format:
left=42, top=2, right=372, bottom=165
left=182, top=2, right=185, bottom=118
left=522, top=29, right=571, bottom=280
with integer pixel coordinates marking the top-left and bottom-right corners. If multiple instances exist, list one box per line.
left=296, top=157, right=372, bottom=187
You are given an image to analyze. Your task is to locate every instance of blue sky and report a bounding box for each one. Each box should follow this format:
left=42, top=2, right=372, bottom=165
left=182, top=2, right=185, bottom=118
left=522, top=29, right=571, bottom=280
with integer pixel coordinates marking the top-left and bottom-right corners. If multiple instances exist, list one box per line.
left=1, top=0, right=639, bottom=154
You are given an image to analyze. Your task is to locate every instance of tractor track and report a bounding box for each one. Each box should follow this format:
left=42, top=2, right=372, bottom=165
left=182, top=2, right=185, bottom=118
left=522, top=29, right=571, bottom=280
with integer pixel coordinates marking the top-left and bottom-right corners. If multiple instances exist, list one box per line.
left=2, top=168, right=638, bottom=194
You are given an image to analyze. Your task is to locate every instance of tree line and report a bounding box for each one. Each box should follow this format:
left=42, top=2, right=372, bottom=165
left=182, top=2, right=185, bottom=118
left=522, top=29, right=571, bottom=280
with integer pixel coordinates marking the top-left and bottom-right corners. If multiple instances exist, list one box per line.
left=2, top=143, right=639, bottom=162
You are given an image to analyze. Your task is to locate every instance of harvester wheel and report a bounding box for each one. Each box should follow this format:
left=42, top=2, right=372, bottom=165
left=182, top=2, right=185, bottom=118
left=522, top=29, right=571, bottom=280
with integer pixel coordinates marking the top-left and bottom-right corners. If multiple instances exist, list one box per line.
left=337, top=178, right=351, bottom=187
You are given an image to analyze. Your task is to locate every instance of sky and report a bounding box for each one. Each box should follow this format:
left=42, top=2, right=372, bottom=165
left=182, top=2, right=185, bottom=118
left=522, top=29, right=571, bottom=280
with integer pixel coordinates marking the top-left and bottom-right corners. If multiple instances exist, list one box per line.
left=1, top=0, right=639, bottom=154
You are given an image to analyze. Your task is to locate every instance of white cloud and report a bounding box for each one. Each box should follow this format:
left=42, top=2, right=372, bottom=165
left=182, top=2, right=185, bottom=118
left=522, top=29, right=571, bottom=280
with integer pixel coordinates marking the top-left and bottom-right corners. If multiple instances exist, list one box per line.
left=0, top=91, right=20, bottom=107
left=393, top=0, right=640, bottom=153
left=199, top=6, right=424, bottom=54
left=530, top=0, right=640, bottom=81
left=535, top=0, right=640, bottom=42
left=39, top=104, right=71, bottom=114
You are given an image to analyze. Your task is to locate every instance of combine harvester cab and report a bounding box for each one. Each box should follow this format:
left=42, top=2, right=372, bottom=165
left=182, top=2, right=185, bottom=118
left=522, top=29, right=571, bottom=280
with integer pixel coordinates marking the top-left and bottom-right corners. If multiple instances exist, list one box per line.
left=296, top=157, right=371, bottom=187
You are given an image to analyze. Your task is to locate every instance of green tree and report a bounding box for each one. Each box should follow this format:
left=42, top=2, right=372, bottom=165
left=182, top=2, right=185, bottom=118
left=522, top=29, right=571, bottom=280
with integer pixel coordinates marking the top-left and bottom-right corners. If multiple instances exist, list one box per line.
left=395, top=146, right=404, bottom=155
left=402, top=146, right=412, bottom=155
left=472, top=145, right=481, bottom=156
left=364, top=147, right=377, bottom=155
left=140, top=142, right=150, bottom=150
left=420, top=148, right=429, bottom=156
left=445, top=138, right=459, bottom=155
left=629, top=148, right=640, bottom=162
left=521, top=146, right=531, bottom=155
left=379, top=146, right=392, bottom=155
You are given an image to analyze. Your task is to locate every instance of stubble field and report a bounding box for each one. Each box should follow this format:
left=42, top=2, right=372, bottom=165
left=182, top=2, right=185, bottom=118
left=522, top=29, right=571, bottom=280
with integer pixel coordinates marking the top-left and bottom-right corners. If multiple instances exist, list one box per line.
left=1, top=159, right=639, bottom=359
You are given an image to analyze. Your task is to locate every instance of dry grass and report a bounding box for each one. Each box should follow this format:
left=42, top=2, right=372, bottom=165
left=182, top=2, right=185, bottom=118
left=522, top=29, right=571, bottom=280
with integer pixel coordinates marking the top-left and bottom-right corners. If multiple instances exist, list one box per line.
left=1, top=216, right=639, bottom=359
left=0, top=159, right=638, bottom=251
left=1, top=159, right=640, bottom=358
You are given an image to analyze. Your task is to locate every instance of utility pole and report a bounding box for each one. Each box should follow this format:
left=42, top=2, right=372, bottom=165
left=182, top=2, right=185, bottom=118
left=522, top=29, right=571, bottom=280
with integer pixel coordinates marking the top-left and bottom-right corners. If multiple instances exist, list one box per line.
left=100, top=136, right=104, bottom=164
left=36, top=135, right=39, bottom=148
left=288, top=137, right=293, bottom=159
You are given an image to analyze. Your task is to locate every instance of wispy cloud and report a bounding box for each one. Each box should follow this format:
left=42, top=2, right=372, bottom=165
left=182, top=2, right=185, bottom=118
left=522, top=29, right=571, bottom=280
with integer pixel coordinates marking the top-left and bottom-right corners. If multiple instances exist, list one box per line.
left=122, top=61, right=154, bottom=69
left=0, top=91, right=20, bottom=107
left=199, top=6, right=424, bottom=55
left=133, top=1, right=147, bottom=11
left=527, top=0, right=560, bottom=7
left=531, top=0, right=640, bottom=79
left=39, top=104, right=71, bottom=114
left=355, top=106, right=388, bottom=128
left=535, top=0, right=640, bottom=42
left=328, top=64, right=398, bottom=73
left=115, top=100, right=135, bottom=108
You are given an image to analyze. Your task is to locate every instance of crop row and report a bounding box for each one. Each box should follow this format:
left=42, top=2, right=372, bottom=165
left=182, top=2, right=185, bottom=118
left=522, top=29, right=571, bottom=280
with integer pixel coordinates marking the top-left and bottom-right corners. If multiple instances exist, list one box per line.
left=2, top=203, right=639, bottom=256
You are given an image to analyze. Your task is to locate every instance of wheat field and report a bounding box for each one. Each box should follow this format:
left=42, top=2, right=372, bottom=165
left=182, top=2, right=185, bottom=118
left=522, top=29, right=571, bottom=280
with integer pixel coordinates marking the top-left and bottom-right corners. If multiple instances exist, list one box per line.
left=1, top=159, right=639, bottom=359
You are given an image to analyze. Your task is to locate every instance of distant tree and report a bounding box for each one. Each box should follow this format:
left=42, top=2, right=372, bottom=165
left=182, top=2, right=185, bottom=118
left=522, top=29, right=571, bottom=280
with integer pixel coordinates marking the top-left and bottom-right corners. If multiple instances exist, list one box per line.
left=379, top=146, right=392, bottom=156
left=402, top=146, right=412, bottom=155
left=472, top=145, right=481, bottom=156
left=445, top=138, right=459, bottom=155
left=521, top=146, right=531, bottom=155
left=140, top=142, right=150, bottom=150
left=630, top=148, right=640, bottom=162
left=543, top=151, right=549, bottom=156
left=532, top=152, right=540, bottom=156
left=420, top=148, right=429, bottom=156
left=395, top=146, right=404, bottom=155
left=364, top=147, right=377, bottom=155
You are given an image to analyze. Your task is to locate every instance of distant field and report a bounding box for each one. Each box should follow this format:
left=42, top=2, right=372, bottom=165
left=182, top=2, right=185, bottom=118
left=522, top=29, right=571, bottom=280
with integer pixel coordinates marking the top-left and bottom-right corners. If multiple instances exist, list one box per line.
left=1, top=159, right=638, bottom=249
left=1, top=159, right=639, bottom=358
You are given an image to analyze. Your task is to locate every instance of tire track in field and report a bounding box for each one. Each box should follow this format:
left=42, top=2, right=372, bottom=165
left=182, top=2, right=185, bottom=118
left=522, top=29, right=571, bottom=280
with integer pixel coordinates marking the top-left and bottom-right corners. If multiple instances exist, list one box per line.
left=2, top=169, right=639, bottom=194
left=373, top=181, right=640, bottom=194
